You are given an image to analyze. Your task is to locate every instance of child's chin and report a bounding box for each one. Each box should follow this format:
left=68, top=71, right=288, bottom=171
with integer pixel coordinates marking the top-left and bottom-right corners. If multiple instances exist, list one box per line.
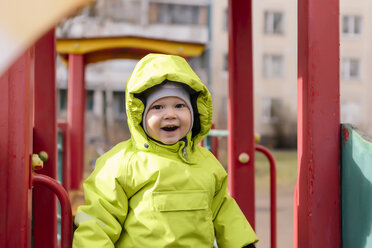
left=162, top=140, right=177, bottom=145
left=160, top=137, right=179, bottom=145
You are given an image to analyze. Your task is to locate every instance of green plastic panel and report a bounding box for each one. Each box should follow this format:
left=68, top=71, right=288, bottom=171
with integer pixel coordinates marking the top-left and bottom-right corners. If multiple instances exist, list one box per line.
left=341, top=124, right=372, bottom=248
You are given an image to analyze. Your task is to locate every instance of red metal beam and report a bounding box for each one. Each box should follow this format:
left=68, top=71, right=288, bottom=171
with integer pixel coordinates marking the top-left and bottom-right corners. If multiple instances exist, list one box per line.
left=32, top=29, right=58, bottom=248
left=295, top=0, right=341, bottom=247
left=228, top=0, right=255, bottom=227
left=0, top=50, right=34, bottom=247
left=68, top=54, right=86, bottom=189
left=0, top=69, right=9, bottom=248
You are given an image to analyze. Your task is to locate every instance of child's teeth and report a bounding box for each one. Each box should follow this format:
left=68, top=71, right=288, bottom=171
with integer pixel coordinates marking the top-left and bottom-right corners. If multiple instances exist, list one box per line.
left=163, top=126, right=177, bottom=131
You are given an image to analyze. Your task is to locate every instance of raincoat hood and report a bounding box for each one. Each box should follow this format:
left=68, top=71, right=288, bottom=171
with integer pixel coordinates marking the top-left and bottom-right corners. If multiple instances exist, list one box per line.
left=125, top=53, right=212, bottom=152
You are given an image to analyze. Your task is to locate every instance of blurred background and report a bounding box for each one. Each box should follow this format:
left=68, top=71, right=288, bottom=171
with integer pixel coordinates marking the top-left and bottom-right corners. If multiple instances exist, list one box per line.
left=53, top=0, right=370, bottom=247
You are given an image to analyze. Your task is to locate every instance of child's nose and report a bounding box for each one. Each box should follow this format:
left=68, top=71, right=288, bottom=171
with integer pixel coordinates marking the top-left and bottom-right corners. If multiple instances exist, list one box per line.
left=164, top=108, right=177, bottom=119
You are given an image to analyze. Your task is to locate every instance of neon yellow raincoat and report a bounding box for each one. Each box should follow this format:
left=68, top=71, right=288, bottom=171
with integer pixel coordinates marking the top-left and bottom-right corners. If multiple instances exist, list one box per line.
left=73, top=54, right=258, bottom=247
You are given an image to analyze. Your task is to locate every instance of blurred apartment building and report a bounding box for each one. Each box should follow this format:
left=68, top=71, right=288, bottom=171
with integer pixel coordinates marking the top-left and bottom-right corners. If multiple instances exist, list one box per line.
left=57, top=0, right=372, bottom=154
left=340, top=0, right=372, bottom=136
left=211, top=0, right=298, bottom=148
left=211, top=0, right=372, bottom=148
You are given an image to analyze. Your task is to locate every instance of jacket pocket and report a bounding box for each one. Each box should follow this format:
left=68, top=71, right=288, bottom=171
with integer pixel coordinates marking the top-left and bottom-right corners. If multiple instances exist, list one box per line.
left=152, top=190, right=209, bottom=212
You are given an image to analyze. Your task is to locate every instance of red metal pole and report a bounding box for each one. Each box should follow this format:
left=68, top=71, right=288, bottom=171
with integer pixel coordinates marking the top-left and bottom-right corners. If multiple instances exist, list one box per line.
left=0, top=69, right=9, bottom=248
left=296, top=0, right=341, bottom=247
left=228, top=0, right=255, bottom=227
left=0, top=50, right=34, bottom=247
left=68, top=54, right=86, bottom=189
left=255, top=145, right=277, bottom=248
left=32, top=173, right=72, bottom=248
left=33, top=29, right=58, bottom=248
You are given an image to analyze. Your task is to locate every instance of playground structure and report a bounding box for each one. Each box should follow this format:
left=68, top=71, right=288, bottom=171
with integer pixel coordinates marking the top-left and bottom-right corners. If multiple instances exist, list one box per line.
left=1, top=0, right=371, bottom=248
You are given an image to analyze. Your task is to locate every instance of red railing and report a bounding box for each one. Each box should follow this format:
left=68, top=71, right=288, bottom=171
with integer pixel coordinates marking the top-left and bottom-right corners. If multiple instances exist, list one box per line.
left=255, top=145, right=277, bottom=248
left=32, top=173, right=72, bottom=248
left=205, top=129, right=277, bottom=248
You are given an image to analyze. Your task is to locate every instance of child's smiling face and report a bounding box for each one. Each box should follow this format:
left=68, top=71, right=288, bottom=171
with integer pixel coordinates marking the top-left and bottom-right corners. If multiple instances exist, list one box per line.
left=145, top=96, right=192, bottom=145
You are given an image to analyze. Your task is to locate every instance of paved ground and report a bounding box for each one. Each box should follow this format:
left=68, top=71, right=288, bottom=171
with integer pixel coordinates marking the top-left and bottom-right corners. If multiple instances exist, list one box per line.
left=255, top=187, right=294, bottom=248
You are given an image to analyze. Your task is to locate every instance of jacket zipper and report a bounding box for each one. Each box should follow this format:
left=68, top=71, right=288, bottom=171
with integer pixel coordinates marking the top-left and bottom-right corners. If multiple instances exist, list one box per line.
left=181, top=138, right=189, bottom=161
left=182, top=147, right=188, bottom=160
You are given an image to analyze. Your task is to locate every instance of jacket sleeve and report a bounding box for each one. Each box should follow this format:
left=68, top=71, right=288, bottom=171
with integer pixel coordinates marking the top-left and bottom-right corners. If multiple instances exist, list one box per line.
left=73, top=148, right=129, bottom=247
left=212, top=175, right=259, bottom=248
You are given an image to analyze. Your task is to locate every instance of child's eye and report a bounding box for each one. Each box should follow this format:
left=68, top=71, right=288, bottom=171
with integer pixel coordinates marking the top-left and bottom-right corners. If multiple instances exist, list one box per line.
left=175, top=103, right=186, bottom=108
left=151, top=105, right=163, bottom=110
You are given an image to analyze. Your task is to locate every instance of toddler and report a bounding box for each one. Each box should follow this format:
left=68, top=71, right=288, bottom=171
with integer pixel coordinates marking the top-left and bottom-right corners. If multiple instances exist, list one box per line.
left=73, top=54, right=258, bottom=247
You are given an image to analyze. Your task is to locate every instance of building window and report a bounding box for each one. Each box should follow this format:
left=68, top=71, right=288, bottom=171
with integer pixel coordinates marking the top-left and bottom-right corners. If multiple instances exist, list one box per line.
left=341, top=58, right=361, bottom=81
left=341, top=100, right=361, bottom=124
left=113, top=91, right=126, bottom=119
left=58, top=89, right=67, bottom=111
left=189, top=51, right=208, bottom=70
left=264, top=11, right=284, bottom=34
left=87, top=2, right=98, bottom=17
left=342, top=15, right=362, bottom=36
left=86, top=90, right=94, bottom=111
left=149, top=3, right=207, bottom=26
left=223, top=53, right=228, bottom=72
left=262, top=97, right=283, bottom=123
left=111, top=0, right=140, bottom=23
left=263, top=54, right=284, bottom=78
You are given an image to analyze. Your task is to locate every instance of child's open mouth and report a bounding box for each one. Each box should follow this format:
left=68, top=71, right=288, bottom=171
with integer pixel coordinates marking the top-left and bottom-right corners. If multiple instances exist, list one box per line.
left=161, top=126, right=179, bottom=132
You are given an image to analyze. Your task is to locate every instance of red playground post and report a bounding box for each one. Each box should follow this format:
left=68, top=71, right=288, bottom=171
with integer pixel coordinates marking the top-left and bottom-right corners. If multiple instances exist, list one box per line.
left=67, top=54, right=86, bottom=190
left=228, top=0, right=256, bottom=227
left=295, top=0, right=341, bottom=247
